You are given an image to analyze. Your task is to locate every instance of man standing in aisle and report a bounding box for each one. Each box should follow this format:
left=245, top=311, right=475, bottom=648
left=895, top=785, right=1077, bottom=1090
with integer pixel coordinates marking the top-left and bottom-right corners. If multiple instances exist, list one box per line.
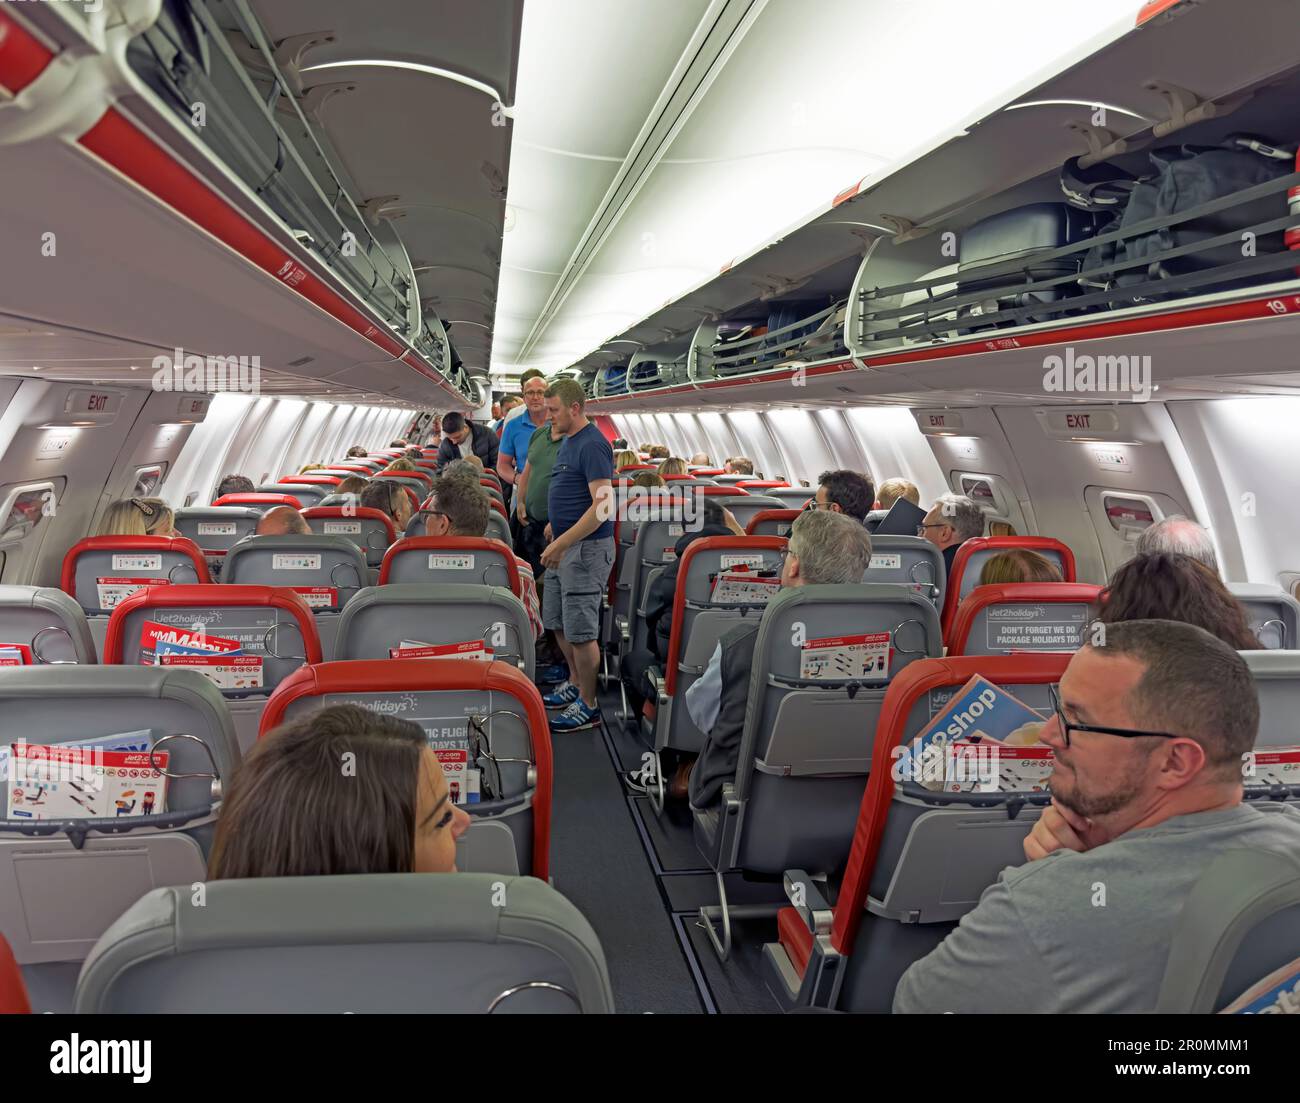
left=497, top=369, right=550, bottom=550
left=539, top=379, right=614, bottom=732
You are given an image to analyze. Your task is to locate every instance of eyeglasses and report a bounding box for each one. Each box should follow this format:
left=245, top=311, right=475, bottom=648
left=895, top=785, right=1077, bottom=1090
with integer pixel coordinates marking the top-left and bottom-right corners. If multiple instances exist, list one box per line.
left=916, top=522, right=945, bottom=536
left=1046, top=683, right=1183, bottom=749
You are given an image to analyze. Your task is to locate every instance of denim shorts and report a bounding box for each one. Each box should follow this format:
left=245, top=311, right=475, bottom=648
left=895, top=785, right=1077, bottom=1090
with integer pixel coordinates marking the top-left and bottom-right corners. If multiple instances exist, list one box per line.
left=541, top=538, right=614, bottom=643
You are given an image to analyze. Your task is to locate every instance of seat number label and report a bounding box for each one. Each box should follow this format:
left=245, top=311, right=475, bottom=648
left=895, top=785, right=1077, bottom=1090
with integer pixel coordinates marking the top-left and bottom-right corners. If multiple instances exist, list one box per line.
left=272, top=554, right=322, bottom=570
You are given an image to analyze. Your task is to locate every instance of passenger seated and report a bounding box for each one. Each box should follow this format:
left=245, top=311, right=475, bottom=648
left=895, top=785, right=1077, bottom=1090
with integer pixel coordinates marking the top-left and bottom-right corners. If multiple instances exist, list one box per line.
left=632, top=472, right=666, bottom=489
left=405, top=447, right=424, bottom=461
left=978, top=549, right=1064, bottom=586
left=423, top=474, right=542, bottom=639
left=815, top=469, right=875, bottom=525
left=685, top=511, right=874, bottom=810
left=215, top=474, right=255, bottom=500
left=359, top=480, right=414, bottom=532
left=1093, top=552, right=1259, bottom=649
left=96, top=497, right=179, bottom=538
left=614, top=450, right=640, bottom=471
left=255, top=505, right=311, bottom=537
left=647, top=445, right=669, bottom=461
left=689, top=452, right=711, bottom=466
left=335, top=475, right=369, bottom=497
left=894, top=619, right=1300, bottom=1013
left=389, top=439, right=408, bottom=449
left=875, top=478, right=919, bottom=510
left=346, top=446, right=369, bottom=459
left=724, top=457, right=755, bottom=476
left=919, top=493, right=983, bottom=576
left=611, top=438, right=629, bottom=451
left=621, top=500, right=743, bottom=736
left=1136, top=514, right=1218, bottom=573
left=207, top=703, right=470, bottom=877
left=658, top=457, right=689, bottom=477
left=384, top=458, right=418, bottom=473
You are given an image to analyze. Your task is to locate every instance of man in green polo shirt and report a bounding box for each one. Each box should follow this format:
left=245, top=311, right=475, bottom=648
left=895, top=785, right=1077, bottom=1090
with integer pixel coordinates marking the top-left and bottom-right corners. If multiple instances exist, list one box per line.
left=515, top=418, right=563, bottom=579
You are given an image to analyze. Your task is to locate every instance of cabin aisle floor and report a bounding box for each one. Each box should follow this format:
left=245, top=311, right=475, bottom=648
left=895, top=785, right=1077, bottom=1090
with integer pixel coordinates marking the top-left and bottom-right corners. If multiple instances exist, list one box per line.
left=541, top=682, right=784, bottom=1013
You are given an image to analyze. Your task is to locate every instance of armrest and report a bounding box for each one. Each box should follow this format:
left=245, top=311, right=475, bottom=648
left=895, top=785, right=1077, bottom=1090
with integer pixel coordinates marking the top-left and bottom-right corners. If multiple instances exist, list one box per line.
left=646, top=665, right=669, bottom=705
left=615, top=614, right=630, bottom=644
left=783, top=869, right=834, bottom=936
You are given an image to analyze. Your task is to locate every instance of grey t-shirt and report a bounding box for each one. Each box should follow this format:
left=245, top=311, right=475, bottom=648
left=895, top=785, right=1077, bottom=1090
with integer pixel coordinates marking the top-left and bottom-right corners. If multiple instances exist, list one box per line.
left=893, top=803, right=1300, bottom=1013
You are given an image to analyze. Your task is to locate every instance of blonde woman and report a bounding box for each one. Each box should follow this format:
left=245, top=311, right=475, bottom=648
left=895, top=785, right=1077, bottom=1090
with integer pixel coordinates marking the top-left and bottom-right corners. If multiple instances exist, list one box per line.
left=614, top=450, right=639, bottom=471
left=657, top=457, right=689, bottom=477
left=96, top=497, right=178, bottom=538
left=384, top=458, right=418, bottom=473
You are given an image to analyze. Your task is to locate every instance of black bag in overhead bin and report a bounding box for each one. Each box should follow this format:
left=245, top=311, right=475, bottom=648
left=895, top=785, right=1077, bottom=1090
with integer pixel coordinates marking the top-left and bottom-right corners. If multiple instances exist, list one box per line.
left=1109, top=135, right=1295, bottom=300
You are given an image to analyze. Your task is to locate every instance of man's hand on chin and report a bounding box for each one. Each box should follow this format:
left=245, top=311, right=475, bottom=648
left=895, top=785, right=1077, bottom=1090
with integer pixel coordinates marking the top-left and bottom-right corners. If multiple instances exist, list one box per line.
left=1023, top=799, right=1107, bottom=861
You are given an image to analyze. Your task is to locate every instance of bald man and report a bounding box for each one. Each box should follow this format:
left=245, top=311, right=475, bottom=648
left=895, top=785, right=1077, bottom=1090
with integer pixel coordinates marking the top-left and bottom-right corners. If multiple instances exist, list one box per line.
left=255, top=506, right=310, bottom=536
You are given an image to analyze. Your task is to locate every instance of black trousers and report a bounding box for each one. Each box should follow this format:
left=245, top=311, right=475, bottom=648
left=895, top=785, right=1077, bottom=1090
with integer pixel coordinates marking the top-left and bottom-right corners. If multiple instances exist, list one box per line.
left=517, top=517, right=548, bottom=579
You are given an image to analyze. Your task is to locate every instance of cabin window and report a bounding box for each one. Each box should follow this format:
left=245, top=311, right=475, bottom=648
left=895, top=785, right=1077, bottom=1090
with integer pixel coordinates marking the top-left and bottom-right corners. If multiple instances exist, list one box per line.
left=0, top=481, right=62, bottom=548
left=132, top=464, right=167, bottom=497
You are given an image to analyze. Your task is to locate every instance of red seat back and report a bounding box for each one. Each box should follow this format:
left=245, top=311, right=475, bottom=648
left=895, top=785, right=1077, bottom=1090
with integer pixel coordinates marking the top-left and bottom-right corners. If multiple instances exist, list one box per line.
left=0, top=933, right=30, bottom=1014
left=60, top=536, right=211, bottom=612
left=258, top=659, right=553, bottom=878
left=946, top=583, right=1102, bottom=657
left=942, top=537, right=1077, bottom=637
left=212, top=492, right=303, bottom=510
left=744, top=509, right=800, bottom=537
left=737, top=480, right=789, bottom=490
left=280, top=474, right=343, bottom=486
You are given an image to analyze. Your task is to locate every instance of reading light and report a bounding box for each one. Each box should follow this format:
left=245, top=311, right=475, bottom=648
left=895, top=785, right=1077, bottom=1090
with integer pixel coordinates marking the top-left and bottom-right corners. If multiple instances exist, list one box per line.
left=300, top=60, right=513, bottom=116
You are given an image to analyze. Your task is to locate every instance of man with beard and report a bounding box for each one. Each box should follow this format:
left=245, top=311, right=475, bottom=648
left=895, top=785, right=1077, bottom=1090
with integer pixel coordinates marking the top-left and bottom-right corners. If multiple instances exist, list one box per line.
left=893, top=619, right=1300, bottom=1013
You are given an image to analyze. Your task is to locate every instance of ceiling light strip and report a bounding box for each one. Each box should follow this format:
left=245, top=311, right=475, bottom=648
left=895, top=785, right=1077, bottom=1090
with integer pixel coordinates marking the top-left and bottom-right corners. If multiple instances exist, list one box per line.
left=516, top=0, right=769, bottom=362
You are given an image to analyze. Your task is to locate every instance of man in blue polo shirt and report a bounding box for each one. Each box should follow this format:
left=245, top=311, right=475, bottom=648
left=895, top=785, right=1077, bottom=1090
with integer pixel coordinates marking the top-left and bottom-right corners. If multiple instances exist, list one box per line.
left=496, top=369, right=549, bottom=546
left=539, top=378, right=614, bottom=732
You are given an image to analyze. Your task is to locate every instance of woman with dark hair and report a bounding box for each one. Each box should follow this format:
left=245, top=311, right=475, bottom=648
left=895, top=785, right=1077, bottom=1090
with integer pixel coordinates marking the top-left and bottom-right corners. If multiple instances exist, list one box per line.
left=208, top=705, right=470, bottom=878
left=1093, top=552, right=1261, bottom=650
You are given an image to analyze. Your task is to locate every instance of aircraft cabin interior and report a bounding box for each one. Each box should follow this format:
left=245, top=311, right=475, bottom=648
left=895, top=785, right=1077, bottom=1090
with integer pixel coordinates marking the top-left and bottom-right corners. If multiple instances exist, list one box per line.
left=0, top=0, right=1299, bottom=1041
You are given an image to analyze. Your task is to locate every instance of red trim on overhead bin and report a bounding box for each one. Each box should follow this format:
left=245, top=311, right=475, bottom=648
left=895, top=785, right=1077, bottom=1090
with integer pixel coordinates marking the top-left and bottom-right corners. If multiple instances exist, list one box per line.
left=1136, top=0, right=1187, bottom=25
left=258, top=658, right=553, bottom=879
left=777, top=907, right=813, bottom=976
left=74, top=108, right=459, bottom=399
left=0, top=8, right=54, bottom=93
left=827, top=654, right=1071, bottom=960
left=832, top=179, right=863, bottom=207
left=946, top=582, right=1102, bottom=657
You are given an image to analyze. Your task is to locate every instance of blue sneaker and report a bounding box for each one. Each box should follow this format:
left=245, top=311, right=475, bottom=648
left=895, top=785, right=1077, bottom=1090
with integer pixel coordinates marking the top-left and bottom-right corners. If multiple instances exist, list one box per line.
left=537, top=662, right=569, bottom=686
left=550, top=698, right=601, bottom=732
left=542, top=681, right=581, bottom=709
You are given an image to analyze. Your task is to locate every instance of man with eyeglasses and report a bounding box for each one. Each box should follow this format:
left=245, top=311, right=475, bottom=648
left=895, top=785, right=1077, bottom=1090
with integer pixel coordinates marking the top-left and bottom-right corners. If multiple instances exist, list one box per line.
left=918, top=493, right=984, bottom=577
left=894, top=619, right=1300, bottom=1013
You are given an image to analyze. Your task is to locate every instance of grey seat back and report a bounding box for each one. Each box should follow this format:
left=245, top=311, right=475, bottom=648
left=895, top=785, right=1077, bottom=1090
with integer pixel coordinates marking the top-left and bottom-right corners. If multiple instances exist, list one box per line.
left=0, top=666, right=238, bottom=964
left=628, top=511, right=696, bottom=654
left=74, top=874, right=613, bottom=1013
left=864, top=535, right=945, bottom=609
left=660, top=541, right=785, bottom=755
left=222, top=535, right=368, bottom=611
left=722, top=585, right=941, bottom=876
left=1156, top=845, right=1300, bottom=1013
left=111, top=595, right=317, bottom=697
left=334, top=584, right=533, bottom=678
left=174, top=507, right=262, bottom=556
left=66, top=542, right=205, bottom=616
left=374, top=474, right=431, bottom=497
left=1230, top=583, right=1300, bottom=650
left=485, top=511, right=511, bottom=545
left=0, top=585, right=96, bottom=664
left=722, top=494, right=784, bottom=532
left=302, top=511, right=394, bottom=569
left=766, top=487, right=814, bottom=508
left=257, top=482, right=331, bottom=506
left=957, top=546, right=1068, bottom=601
left=1242, top=650, right=1300, bottom=747
left=956, top=593, right=1092, bottom=656
left=382, top=538, right=516, bottom=589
